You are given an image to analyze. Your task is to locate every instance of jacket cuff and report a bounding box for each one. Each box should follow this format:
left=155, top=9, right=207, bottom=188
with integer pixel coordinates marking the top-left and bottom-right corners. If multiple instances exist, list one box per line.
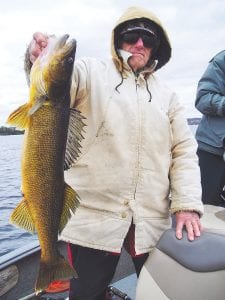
left=170, top=208, right=203, bottom=218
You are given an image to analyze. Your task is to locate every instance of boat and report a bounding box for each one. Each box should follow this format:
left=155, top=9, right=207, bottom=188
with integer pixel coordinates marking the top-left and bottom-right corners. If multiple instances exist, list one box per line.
left=0, top=240, right=136, bottom=299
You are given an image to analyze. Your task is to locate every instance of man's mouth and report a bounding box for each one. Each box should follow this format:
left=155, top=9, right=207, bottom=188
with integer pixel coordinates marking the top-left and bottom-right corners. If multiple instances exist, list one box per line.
left=132, top=52, right=144, bottom=57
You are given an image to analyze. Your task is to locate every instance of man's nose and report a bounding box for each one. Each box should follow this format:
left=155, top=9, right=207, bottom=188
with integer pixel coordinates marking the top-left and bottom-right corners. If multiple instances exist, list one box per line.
left=135, top=37, right=144, bottom=47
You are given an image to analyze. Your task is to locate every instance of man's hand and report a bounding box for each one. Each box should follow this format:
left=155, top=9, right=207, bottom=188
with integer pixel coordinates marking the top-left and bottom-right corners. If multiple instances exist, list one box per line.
left=29, top=32, right=49, bottom=63
left=175, top=211, right=203, bottom=241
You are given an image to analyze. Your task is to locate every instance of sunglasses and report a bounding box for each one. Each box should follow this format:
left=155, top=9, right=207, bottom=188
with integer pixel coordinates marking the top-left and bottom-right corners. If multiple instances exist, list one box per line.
left=121, top=32, right=158, bottom=49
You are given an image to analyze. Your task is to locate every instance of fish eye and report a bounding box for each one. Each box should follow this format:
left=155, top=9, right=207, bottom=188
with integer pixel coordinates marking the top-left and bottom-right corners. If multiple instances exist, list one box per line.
left=67, top=57, right=74, bottom=64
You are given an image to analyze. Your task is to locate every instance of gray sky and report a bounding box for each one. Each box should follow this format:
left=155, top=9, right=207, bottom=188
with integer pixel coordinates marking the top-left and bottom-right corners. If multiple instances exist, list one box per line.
left=1, top=0, right=225, bottom=125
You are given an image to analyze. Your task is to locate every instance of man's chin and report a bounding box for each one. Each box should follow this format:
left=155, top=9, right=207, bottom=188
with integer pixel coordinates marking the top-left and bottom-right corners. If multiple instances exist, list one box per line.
left=129, top=60, right=145, bottom=70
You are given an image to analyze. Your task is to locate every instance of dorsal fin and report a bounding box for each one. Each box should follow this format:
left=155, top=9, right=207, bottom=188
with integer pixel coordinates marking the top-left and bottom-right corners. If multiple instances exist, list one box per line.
left=64, top=109, right=86, bottom=170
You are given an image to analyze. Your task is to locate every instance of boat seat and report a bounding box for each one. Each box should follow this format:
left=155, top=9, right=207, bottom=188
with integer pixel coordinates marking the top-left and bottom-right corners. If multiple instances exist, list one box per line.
left=156, top=229, right=225, bottom=272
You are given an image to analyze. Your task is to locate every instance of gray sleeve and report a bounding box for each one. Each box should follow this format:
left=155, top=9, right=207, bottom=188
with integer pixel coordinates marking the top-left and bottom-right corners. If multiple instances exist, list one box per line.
left=195, top=52, right=225, bottom=116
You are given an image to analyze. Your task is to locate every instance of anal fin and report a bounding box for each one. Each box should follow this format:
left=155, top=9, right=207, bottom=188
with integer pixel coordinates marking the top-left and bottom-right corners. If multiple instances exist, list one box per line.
left=59, top=183, right=80, bottom=233
left=10, top=197, right=35, bottom=233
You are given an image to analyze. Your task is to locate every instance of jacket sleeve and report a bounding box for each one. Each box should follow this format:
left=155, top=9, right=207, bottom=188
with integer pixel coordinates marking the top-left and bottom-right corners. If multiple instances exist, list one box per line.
left=169, top=94, right=204, bottom=216
left=195, top=51, right=225, bottom=116
left=70, top=58, right=90, bottom=109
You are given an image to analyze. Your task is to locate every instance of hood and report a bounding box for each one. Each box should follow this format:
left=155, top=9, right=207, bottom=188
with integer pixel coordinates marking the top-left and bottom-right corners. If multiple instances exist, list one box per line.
left=111, top=6, right=172, bottom=74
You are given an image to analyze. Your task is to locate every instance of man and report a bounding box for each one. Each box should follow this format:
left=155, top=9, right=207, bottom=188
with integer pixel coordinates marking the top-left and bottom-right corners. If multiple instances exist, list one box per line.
left=195, top=50, right=225, bottom=207
left=27, top=6, right=203, bottom=300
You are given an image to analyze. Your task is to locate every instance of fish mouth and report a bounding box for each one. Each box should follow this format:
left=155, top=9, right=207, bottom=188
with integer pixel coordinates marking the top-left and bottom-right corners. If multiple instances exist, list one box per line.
left=56, top=34, right=70, bottom=48
left=55, top=34, right=77, bottom=62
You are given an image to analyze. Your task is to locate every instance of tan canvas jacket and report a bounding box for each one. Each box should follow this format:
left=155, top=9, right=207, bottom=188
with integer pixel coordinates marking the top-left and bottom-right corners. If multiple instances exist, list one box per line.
left=60, top=7, right=203, bottom=254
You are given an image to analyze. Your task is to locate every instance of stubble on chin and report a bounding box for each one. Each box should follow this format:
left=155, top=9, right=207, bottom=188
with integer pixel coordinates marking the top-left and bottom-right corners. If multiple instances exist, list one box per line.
left=129, top=56, right=146, bottom=70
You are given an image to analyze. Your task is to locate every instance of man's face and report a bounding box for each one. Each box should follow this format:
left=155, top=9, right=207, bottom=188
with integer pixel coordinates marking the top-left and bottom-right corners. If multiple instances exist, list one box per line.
left=121, top=33, right=152, bottom=71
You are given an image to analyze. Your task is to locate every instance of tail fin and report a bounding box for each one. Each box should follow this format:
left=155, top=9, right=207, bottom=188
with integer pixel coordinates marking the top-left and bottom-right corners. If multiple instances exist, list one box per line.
left=35, top=255, right=78, bottom=294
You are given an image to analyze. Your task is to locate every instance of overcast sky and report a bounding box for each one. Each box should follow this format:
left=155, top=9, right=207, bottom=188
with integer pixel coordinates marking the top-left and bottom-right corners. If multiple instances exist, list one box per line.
left=1, top=0, right=225, bottom=125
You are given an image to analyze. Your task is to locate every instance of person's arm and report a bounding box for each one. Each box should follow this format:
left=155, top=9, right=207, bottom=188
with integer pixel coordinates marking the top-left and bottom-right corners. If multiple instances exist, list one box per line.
left=168, top=93, right=204, bottom=240
left=195, top=52, right=225, bottom=116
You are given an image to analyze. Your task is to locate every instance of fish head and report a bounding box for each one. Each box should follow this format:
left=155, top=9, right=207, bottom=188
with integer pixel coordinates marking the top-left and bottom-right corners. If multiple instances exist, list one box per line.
left=30, top=34, right=76, bottom=105
left=43, top=34, right=76, bottom=101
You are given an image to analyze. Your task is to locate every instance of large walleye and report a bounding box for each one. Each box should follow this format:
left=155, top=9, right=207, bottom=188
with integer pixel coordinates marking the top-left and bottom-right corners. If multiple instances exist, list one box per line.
left=7, top=35, right=85, bottom=293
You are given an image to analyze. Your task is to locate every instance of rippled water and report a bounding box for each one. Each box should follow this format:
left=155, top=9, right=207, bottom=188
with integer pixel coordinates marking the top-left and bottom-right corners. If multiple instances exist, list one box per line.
left=0, top=135, right=37, bottom=257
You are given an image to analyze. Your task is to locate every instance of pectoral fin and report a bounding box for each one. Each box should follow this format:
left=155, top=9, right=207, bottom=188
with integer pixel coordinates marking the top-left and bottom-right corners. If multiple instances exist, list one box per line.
left=64, top=109, right=86, bottom=170
left=28, top=97, right=46, bottom=115
left=59, top=183, right=80, bottom=233
left=7, top=103, right=31, bottom=129
left=10, top=197, right=35, bottom=233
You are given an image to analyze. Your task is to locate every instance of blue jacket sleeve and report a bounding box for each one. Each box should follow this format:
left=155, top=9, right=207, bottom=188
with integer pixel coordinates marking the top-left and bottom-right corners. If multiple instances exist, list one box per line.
left=195, top=51, right=225, bottom=116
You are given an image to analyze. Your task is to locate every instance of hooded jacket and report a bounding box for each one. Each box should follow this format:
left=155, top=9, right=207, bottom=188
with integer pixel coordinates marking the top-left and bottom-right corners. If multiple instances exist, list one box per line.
left=195, top=50, right=225, bottom=156
left=60, top=7, right=203, bottom=254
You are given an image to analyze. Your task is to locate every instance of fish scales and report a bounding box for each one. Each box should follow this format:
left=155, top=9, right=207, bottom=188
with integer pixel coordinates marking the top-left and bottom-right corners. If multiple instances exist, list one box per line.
left=22, top=104, right=69, bottom=260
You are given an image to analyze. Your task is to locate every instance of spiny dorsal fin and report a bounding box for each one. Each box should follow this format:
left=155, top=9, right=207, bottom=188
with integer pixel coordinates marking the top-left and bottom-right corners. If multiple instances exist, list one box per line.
left=64, top=109, right=86, bottom=170
left=10, top=197, right=36, bottom=233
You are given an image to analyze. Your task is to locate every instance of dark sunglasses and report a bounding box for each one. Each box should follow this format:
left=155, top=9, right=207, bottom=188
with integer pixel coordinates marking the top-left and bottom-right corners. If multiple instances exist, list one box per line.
left=121, top=32, right=158, bottom=49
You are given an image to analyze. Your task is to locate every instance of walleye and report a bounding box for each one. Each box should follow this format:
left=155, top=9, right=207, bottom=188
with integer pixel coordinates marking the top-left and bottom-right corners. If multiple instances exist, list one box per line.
left=7, top=35, right=85, bottom=293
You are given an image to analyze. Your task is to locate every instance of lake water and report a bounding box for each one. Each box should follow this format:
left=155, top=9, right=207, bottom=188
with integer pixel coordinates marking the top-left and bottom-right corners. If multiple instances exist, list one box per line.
left=0, top=135, right=37, bottom=257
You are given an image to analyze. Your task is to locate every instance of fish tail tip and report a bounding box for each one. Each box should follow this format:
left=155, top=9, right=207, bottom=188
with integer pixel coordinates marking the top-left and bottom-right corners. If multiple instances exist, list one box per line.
left=35, top=257, right=77, bottom=292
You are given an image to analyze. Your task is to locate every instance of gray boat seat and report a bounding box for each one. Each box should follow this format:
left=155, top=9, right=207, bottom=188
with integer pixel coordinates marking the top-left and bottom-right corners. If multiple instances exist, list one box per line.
left=156, top=228, right=225, bottom=272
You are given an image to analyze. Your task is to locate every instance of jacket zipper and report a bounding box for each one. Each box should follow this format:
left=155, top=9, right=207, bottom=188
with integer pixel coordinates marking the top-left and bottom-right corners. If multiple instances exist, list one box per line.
left=134, top=77, right=141, bottom=200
